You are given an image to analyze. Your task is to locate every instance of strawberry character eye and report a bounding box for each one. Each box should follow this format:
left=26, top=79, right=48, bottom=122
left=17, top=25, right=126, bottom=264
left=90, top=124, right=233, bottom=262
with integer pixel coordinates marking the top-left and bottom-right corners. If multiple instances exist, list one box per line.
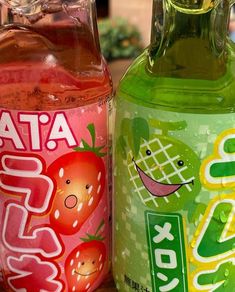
left=86, top=184, right=90, bottom=189
left=66, top=179, right=71, bottom=184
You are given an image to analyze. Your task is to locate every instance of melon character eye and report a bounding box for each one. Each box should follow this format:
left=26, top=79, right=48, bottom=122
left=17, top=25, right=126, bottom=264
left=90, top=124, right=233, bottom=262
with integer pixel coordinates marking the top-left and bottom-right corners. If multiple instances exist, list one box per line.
left=177, top=160, right=184, bottom=167
left=66, top=179, right=71, bottom=184
left=146, top=149, right=152, bottom=156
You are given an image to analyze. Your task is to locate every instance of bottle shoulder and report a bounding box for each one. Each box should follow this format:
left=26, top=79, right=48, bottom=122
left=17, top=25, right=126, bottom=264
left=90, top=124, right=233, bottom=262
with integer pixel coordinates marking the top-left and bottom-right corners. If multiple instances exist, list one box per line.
left=117, top=49, right=235, bottom=114
left=0, top=25, right=101, bottom=72
left=0, top=25, right=112, bottom=110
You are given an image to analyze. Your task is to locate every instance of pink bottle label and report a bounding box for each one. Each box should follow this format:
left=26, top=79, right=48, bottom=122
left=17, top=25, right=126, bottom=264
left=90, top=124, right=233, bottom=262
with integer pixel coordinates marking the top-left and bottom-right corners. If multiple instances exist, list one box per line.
left=0, top=102, right=110, bottom=292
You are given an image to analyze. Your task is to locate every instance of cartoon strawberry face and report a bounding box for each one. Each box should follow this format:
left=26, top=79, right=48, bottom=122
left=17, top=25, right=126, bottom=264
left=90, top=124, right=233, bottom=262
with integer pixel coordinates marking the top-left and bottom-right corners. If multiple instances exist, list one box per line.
left=47, top=151, right=105, bottom=235
left=65, top=240, right=106, bottom=291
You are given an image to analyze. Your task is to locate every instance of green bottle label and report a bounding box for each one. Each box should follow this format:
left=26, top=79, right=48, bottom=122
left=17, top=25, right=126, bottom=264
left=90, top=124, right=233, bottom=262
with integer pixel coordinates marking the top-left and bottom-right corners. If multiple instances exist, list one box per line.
left=113, top=98, right=235, bottom=292
left=145, top=211, right=188, bottom=291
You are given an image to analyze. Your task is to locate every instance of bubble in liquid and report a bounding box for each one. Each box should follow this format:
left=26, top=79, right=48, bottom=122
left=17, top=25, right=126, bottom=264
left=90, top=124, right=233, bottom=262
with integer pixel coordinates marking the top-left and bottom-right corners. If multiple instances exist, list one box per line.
left=224, top=268, right=230, bottom=277
left=219, top=210, right=228, bottom=223
left=190, top=239, right=196, bottom=248
left=189, top=256, right=194, bottom=263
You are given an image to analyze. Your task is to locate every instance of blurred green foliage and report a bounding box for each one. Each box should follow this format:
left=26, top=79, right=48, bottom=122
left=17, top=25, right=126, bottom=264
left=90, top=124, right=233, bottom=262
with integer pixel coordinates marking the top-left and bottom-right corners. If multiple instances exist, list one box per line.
left=98, top=18, right=143, bottom=61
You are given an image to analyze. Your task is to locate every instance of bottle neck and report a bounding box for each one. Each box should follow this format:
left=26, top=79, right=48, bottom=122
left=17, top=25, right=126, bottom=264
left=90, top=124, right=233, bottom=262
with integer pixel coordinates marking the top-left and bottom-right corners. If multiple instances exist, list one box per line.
left=148, top=0, right=231, bottom=79
left=0, top=0, right=102, bottom=70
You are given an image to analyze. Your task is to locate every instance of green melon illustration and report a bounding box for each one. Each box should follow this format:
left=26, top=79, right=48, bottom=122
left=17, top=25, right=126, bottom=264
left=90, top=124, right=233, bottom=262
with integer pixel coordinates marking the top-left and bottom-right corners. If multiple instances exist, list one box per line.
left=117, top=117, right=202, bottom=217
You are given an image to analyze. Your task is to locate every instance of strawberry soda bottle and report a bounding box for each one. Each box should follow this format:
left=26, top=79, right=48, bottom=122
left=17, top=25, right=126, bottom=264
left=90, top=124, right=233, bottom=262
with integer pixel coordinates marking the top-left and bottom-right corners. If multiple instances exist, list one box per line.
left=0, top=0, right=112, bottom=291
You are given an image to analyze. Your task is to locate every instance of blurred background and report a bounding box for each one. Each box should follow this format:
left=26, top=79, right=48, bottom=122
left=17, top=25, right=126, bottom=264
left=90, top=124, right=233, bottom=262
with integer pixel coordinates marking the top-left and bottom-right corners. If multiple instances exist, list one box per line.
left=96, top=0, right=150, bottom=88
left=96, top=0, right=235, bottom=89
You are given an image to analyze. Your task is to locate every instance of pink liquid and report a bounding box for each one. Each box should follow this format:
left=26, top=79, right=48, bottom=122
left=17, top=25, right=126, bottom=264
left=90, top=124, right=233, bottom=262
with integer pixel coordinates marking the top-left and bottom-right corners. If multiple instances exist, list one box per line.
left=0, top=22, right=112, bottom=110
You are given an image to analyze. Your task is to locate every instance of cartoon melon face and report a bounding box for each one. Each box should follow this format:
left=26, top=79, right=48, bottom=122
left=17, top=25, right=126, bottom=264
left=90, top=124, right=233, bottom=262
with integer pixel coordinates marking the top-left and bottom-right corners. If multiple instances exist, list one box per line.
left=128, top=134, right=201, bottom=212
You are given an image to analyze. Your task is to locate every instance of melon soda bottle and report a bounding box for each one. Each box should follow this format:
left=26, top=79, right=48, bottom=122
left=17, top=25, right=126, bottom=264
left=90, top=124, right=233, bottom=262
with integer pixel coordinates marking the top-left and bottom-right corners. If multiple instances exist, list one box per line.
left=113, top=0, right=235, bottom=291
left=0, top=0, right=112, bottom=291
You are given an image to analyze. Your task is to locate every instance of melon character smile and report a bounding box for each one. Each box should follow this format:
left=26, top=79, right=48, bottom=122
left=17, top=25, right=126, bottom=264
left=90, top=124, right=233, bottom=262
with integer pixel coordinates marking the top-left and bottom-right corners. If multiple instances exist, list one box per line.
left=132, top=157, right=194, bottom=197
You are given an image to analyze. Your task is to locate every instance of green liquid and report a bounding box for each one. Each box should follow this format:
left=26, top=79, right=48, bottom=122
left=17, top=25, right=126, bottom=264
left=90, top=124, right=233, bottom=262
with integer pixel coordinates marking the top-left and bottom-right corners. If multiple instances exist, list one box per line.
left=117, top=43, right=235, bottom=114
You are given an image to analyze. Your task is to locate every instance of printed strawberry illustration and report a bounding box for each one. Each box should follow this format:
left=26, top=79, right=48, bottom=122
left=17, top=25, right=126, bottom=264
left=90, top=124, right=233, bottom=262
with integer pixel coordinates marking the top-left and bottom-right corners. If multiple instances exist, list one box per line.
left=48, top=124, right=106, bottom=235
left=65, top=221, right=106, bottom=291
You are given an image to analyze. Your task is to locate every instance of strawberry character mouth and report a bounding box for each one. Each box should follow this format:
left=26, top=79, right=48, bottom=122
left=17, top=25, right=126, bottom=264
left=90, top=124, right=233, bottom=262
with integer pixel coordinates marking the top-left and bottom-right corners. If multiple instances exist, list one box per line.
left=75, top=269, right=98, bottom=276
left=64, top=194, right=78, bottom=209
left=132, top=158, right=194, bottom=197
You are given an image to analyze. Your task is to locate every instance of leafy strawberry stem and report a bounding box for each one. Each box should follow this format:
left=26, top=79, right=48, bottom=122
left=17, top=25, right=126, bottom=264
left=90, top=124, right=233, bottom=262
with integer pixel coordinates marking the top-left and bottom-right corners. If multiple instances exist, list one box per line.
left=80, top=219, right=105, bottom=242
left=74, top=123, right=106, bottom=157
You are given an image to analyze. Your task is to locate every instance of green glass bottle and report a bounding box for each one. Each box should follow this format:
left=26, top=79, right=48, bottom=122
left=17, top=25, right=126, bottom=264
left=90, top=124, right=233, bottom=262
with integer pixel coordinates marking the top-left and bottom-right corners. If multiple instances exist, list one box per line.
left=113, top=0, right=235, bottom=291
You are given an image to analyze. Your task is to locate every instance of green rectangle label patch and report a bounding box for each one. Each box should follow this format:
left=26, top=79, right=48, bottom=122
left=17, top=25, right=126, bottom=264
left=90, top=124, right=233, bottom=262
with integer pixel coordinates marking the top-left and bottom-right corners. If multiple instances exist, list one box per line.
left=145, top=211, right=188, bottom=292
